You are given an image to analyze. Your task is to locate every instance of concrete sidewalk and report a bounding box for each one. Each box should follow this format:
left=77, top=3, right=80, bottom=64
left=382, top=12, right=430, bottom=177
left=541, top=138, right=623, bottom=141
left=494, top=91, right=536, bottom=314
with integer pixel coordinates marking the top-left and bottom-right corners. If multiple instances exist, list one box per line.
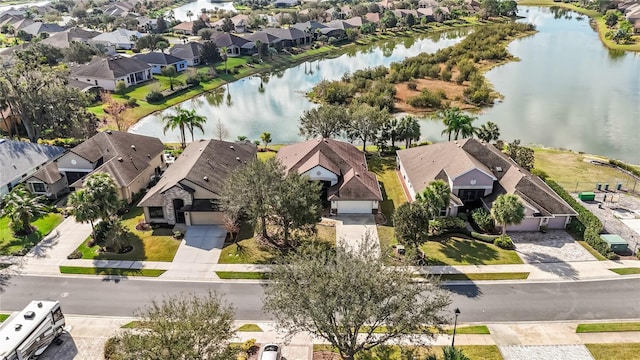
left=35, top=316, right=640, bottom=360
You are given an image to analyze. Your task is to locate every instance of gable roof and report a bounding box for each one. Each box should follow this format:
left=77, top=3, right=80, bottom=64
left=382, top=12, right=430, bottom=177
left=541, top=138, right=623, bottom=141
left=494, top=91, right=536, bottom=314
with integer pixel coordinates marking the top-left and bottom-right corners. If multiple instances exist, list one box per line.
left=21, top=22, right=66, bottom=36
left=171, top=21, right=195, bottom=32
left=170, top=41, right=203, bottom=59
left=40, top=27, right=100, bottom=48
left=397, top=139, right=577, bottom=216
left=243, top=31, right=280, bottom=45
left=67, top=130, right=164, bottom=189
left=91, top=28, right=141, bottom=45
left=210, top=32, right=253, bottom=48
left=71, top=55, right=151, bottom=79
left=139, top=139, right=257, bottom=206
left=27, top=161, right=63, bottom=184
left=132, top=51, right=185, bottom=65
left=263, top=27, right=308, bottom=40
left=0, top=139, right=65, bottom=187
left=276, top=138, right=382, bottom=201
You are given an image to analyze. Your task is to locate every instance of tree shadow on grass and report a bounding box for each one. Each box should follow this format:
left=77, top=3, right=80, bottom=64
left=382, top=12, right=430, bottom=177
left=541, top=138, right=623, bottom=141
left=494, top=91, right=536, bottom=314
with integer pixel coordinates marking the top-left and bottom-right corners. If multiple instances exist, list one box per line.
left=378, top=182, right=395, bottom=224
left=0, top=230, right=43, bottom=256
left=438, top=238, right=500, bottom=265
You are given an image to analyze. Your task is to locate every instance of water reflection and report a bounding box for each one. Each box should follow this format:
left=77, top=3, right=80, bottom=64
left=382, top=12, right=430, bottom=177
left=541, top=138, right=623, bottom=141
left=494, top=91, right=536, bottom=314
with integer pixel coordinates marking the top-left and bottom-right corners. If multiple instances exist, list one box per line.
left=170, top=0, right=235, bottom=21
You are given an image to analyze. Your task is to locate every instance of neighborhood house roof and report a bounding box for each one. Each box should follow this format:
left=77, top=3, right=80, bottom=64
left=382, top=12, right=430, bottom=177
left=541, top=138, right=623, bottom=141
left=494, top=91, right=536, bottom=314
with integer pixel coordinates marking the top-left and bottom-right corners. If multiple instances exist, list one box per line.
left=210, top=32, right=254, bottom=48
left=21, top=22, right=66, bottom=36
left=276, top=138, right=382, bottom=201
left=68, top=130, right=164, bottom=189
left=397, top=138, right=577, bottom=217
left=0, top=139, right=65, bottom=187
left=40, top=27, right=100, bottom=48
left=170, top=42, right=204, bottom=59
left=28, top=161, right=64, bottom=184
left=243, top=32, right=280, bottom=45
left=91, top=28, right=141, bottom=45
left=72, top=56, right=151, bottom=80
left=139, top=139, right=257, bottom=207
left=132, top=52, right=185, bottom=66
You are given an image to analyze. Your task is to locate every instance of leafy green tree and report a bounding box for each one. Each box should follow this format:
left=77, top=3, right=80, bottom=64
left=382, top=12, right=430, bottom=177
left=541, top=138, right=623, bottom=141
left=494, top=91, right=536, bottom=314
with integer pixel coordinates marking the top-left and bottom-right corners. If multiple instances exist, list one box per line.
left=360, top=22, right=376, bottom=35
left=106, top=291, right=237, bottom=360
left=260, top=132, right=271, bottom=150
left=200, top=40, right=223, bottom=65
left=298, top=104, right=348, bottom=139
left=16, top=43, right=62, bottom=65
left=155, top=16, right=167, bottom=33
left=477, top=121, right=500, bottom=143
left=83, top=172, right=120, bottom=218
left=380, top=117, right=401, bottom=149
left=381, top=10, right=398, bottom=29
left=160, top=66, right=181, bottom=91
left=491, top=194, right=525, bottom=238
left=398, top=115, right=421, bottom=148
left=264, top=243, right=451, bottom=360
left=192, top=19, right=208, bottom=35
left=115, top=80, right=127, bottom=96
left=67, top=189, right=100, bottom=239
left=347, top=103, right=388, bottom=152
left=499, top=0, right=518, bottom=16
left=393, top=202, right=431, bottom=248
left=198, top=27, right=213, bottom=40
left=271, top=172, right=322, bottom=246
left=416, top=180, right=451, bottom=219
left=135, top=34, right=168, bottom=51
left=506, top=139, right=535, bottom=171
left=102, top=219, right=130, bottom=253
left=471, top=208, right=494, bottom=233
left=612, top=28, right=631, bottom=44
left=605, top=12, right=618, bottom=27
left=435, top=107, right=478, bottom=141
left=405, top=13, right=416, bottom=28
left=156, top=40, right=169, bottom=53
left=221, top=17, right=234, bottom=32
left=62, top=41, right=99, bottom=64
left=0, top=185, right=46, bottom=234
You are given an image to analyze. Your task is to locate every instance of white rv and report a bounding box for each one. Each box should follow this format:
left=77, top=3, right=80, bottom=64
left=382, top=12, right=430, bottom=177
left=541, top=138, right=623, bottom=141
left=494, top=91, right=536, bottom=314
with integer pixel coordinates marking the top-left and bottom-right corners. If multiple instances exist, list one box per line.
left=0, top=300, right=65, bottom=360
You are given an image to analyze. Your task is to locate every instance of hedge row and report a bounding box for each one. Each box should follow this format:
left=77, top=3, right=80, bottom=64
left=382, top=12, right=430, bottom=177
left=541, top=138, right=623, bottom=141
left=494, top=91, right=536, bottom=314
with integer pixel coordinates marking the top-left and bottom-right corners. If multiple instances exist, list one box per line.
left=545, top=179, right=611, bottom=257
left=471, top=232, right=500, bottom=243
left=609, top=159, right=640, bottom=178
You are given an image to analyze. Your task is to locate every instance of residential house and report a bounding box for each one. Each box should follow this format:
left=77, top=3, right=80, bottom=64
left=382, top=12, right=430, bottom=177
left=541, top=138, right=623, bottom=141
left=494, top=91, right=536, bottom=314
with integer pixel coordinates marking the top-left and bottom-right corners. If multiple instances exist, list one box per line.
left=138, top=139, right=257, bottom=225
left=210, top=32, right=256, bottom=56
left=396, top=139, right=577, bottom=231
left=24, top=162, right=69, bottom=199
left=212, top=14, right=250, bottom=33
left=91, top=28, right=142, bottom=50
left=0, top=139, right=65, bottom=197
left=70, top=55, right=153, bottom=91
left=243, top=31, right=281, bottom=47
left=56, top=130, right=165, bottom=203
left=276, top=138, right=382, bottom=214
left=132, top=52, right=188, bottom=74
left=418, top=0, right=438, bottom=8
left=169, top=41, right=204, bottom=66
left=102, top=3, right=133, bottom=17
left=172, top=21, right=195, bottom=35
left=40, top=27, right=100, bottom=49
left=0, top=43, right=30, bottom=67
left=21, top=22, right=66, bottom=37
left=365, top=12, right=381, bottom=24
left=137, top=16, right=158, bottom=33
left=273, top=0, right=299, bottom=8
left=263, top=28, right=310, bottom=47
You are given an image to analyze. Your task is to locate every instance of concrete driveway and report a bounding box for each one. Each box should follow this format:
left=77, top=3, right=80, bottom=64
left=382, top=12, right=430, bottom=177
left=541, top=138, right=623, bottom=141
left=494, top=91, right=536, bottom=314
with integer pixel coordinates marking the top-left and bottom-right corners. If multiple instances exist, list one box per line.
left=334, top=215, right=380, bottom=256
left=510, top=231, right=596, bottom=263
left=161, top=225, right=226, bottom=279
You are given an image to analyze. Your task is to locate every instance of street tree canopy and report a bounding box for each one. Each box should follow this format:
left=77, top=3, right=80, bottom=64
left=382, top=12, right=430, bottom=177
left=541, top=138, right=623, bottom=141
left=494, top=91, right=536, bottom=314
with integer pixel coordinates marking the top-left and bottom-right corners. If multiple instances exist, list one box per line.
left=105, top=291, right=237, bottom=360
left=491, top=194, right=525, bottom=237
left=264, top=244, right=451, bottom=360
left=298, top=104, right=348, bottom=139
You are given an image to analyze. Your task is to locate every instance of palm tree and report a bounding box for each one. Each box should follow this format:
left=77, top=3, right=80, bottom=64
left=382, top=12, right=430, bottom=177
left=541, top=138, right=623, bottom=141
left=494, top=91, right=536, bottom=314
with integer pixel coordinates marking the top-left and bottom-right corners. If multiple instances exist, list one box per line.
left=221, top=46, right=229, bottom=74
left=477, top=121, right=500, bottom=143
left=83, top=172, right=120, bottom=219
left=184, top=109, right=207, bottom=142
left=491, top=194, right=525, bottom=238
left=435, top=107, right=478, bottom=141
left=67, top=189, right=100, bottom=240
left=416, top=180, right=450, bottom=218
left=163, top=107, right=189, bottom=148
left=0, top=185, right=45, bottom=235
left=260, top=132, right=272, bottom=150
left=186, top=10, right=193, bottom=22
left=398, top=115, right=421, bottom=148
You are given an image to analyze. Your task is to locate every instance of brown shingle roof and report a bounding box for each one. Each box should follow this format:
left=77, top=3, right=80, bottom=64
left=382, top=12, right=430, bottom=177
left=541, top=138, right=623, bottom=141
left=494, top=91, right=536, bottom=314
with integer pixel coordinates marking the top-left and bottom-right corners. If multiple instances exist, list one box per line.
left=28, top=162, right=63, bottom=184
left=138, top=139, right=257, bottom=207
left=71, top=56, right=151, bottom=80
left=277, top=138, right=382, bottom=201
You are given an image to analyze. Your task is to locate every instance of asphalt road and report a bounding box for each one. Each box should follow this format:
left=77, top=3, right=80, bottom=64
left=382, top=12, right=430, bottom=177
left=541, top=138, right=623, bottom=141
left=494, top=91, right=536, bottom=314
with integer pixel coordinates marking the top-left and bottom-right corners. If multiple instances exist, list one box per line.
left=1, top=275, right=639, bottom=322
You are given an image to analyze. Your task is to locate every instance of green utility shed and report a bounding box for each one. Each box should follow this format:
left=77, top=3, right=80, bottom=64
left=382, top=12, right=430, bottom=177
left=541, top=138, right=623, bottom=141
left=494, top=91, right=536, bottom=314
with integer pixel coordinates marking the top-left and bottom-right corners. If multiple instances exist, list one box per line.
left=578, top=192, right=596, bottom=201
left=600, top=234, right=629, bottom=254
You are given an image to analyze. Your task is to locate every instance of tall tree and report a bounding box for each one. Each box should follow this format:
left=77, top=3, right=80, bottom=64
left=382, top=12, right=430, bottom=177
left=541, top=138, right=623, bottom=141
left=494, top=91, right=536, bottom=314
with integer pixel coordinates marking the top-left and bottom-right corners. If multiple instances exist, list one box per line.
left=83, top=172, right=120, bottom=219
left=106, top=291, right=237, bottom=360
left=0, top=185, right=46, bottom=235
left=162, top=107, right=190, bottom=148
left=160, top=66, right=181, bottom=91
left=271, top=172, right=322, bottom=246
left=214, top=118, right=228, bottom=141
left=416, top=180, right=451, bottom=219
left=135, top=34, right=169, bottom=51
left=298, top=104, right=348, bottom=139
left=435, top=107, right=478, bottom=141
left=506, top=139, right=535, bottom=171
left=62, top=41, right=99, bottom=64
left=477, top=121, right=500, bottom=143
left=181, top=108, right=206, bottom=142
left=101, top=92, right=129, bottom=132
left=380, top=117, right=401, bottom=149
left=67, top=189, right=100, bottom=240
left=393, top=202, right=431, bottom=248
left=221, top=17, right=234, bottom=32
left=264, top=244, right=451, bottom=360
left=347, top=103, right=387, bottom=152
left=398, top=115, right=421, bottom=148
left=155, top=16, right=167, bottom=33
left=186, top=10, right=193, bottom=22
left=491, top=194, right=525, bottom=238
left=200, top=40, right=223, bottom=65
left=260, top=131, right=272, bottom=150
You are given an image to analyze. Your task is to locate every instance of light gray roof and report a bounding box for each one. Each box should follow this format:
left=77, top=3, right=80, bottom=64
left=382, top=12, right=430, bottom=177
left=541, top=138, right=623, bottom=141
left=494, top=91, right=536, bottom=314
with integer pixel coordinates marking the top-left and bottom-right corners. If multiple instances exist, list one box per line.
left=91, top=28, right=141, bottom=45
left=21, top=22, right=66, bottom=36
left=132, top=52, right=185, bottom=65
left=40, top=27, right=100, bottom=48
left=71, top=55, right=151, bottom=79
left=169, top=41, right=203, bottom=59
left=0, top=139, right=65, bottom=187
left=139, top=139, right=257, bottom=207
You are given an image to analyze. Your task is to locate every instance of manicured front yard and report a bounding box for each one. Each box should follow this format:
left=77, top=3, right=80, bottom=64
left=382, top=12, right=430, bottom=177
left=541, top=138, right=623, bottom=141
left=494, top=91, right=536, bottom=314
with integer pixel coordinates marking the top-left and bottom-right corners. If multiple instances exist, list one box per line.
left=313, top=345, right=502, bottom=359
left=0, top=314, right=9, bottom=322
left=0, top=213, right=63, bottom=255
left=72, top=207, right=180, bottom=262
left=438, top=272, right=529, bottom=281
left=445, top=325, right=491, bottom=335
left=218, top=222, right=336, bottom=264
left=610, top=268, right=640, bottom=275
left=238, top=324, right=263, bottom=332
left=59, top=266, right=165, bottom=277
left=215, top=271, right=267, bottom=280
left=421, top=236, right=523, bottom=266
left=577, top=322, right=640, bottom=333
left=586, top=343, right=640, bottom=360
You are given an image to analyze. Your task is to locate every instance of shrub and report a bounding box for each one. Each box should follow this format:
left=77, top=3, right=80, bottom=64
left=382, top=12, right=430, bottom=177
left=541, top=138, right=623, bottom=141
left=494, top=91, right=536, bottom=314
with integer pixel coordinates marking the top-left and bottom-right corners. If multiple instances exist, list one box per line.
left=406, top=89, right=443, bottom=108
left=145, top=90, right=164, bottom=104
left=530, top=168, right=549, bottom=180
left=609, top=159, right=640, bottom=177
left=407, top=80, right=418, bottom=90
left=606, top=252, right=619, bottom=260
left=471, top=231, right=499, bottom=243
left=104, top=337, right=121, bottom=360
left=185, top=74, right=200, bottom=86
left=126, top=98, right=137, bottom=107
left=471, top=208, right=493, bottom=232
left=93, top=220, right=113, bottom=246
left=441, top=69, right=452, bottom=81
left=429, top=216, right=466, bottom=236
left=494, top=236, right=514, bottom=250
left=67, top=250, right=82, bottom=259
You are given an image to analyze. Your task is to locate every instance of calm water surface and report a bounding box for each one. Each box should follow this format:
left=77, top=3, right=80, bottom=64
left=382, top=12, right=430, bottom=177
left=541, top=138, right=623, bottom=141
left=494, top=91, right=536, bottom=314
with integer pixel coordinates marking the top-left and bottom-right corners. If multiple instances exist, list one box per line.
left=131, top=7, right=640, bottom=163
left=171, top=0, right=235, bottom=21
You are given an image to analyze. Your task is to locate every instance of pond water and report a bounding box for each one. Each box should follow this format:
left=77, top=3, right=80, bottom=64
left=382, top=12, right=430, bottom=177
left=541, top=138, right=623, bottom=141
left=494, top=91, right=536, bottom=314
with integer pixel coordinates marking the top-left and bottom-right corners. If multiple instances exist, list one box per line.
left=170, top=0, right=235, bottom=21
left=131, top=6, right=640, bottom=163
left=0, top=0, right=51, bottom=13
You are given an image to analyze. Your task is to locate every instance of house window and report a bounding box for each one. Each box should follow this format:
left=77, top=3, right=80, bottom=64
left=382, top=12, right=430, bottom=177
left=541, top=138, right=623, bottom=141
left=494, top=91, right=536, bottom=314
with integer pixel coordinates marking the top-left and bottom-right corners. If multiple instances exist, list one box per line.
left=439, top=207, right=447, bottom=217
left=148, top=207, right=164, bottom=218
left=32, top=183, right=46, bottom=193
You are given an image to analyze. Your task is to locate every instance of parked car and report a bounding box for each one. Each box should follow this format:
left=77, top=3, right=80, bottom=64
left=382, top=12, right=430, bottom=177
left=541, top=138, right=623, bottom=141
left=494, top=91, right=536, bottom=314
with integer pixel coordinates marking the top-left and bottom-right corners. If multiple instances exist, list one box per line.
left=259, top=343, right=281, bottom=360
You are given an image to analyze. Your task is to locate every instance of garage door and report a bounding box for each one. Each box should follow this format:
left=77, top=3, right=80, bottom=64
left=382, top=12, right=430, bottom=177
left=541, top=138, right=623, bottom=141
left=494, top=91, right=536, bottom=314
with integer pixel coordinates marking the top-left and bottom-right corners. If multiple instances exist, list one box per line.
left=507, top=218, right=540, bottom=232
left=337, top=201, right=372, bottom=214
left=189, top=211, right=224, bottom=225
left=547, top=216, right=568, bottom=229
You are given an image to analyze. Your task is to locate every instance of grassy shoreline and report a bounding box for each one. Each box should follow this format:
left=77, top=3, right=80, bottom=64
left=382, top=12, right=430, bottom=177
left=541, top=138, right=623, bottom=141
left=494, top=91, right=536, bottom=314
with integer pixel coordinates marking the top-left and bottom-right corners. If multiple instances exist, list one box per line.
left=518, top=0, right=640, bottom=51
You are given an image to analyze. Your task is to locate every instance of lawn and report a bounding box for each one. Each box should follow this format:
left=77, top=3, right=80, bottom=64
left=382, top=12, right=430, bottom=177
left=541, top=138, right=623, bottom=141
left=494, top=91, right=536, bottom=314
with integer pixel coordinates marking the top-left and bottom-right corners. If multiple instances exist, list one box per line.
left=437, top=272, right=529, bottom=281
left=73, top=207, right=180, bottom=262
left=577, top=240, right=607, bottom=261
left=421, top=236, right=523, bottom=266
left=0, top=213, right=63, bottom=255
left=218, top=222, right=336, bottom=264
left=610, top=268, right=640, bottom=275
left=586, top=343, right=640, bottom=360
left=237, top=324, right=263, bottom=332
left=0, top=314, right=9, bottom=322
left=313, top=345, right=502, bottom=359
left=215, top=271, right=267, bottom=280
left=445, top=325, right=491, bottom=335
left=59, top=266, right=165, bottom=277
left=533, top=147, right=636, bottom=192
left=577, top=322, right=640, bottom=333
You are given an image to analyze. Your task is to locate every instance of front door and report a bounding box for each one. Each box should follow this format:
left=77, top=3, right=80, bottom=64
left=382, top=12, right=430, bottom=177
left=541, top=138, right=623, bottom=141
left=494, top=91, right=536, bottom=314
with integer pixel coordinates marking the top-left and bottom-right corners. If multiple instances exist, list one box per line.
left=173, top=199, right=185, bottom=223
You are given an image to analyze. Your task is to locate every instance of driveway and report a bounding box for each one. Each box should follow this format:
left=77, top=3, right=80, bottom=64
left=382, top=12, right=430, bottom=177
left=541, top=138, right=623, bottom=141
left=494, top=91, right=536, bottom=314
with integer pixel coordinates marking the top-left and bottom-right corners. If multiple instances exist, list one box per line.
left=161, top=225, right=226, bottom=279
left=334, top=215, right=380, bottom=256
left=510, top=231, right=596, bottom=263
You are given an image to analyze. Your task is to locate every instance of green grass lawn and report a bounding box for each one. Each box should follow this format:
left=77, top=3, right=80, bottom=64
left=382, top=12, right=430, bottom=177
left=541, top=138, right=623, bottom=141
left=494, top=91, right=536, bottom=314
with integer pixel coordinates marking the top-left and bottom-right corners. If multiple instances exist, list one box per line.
left=218, top=222, right=336, bottom=264
left=0, top=314, right=9, bottom=322
left=121, top=320, right=145, bottom=328
left=610, top=268, right=640, bottom=275
left=421, top=236, right=523, bottom=266
left=0, top=213, right=63, bottom=255
left=533, top=148, right=636, bottom=192
left=437, top=272, right=529, bottom=281
left=59, top=266, right=165, bottom=277
left=577, top=240, right=607, bottom=261
left=368, top=154, right=406, bottom=252
left=237, top=324, right=263, bottom=332
left=215, top=271, right=267, bottom=280
left=586, top=343, right=640, bottom=360
left=577, top=322, right=640, bottom=333
left=313, top=345, right=502, bottom=359
left=445, top=325, right=491, bottom=335
left=73, top=207, right=180, bottom=262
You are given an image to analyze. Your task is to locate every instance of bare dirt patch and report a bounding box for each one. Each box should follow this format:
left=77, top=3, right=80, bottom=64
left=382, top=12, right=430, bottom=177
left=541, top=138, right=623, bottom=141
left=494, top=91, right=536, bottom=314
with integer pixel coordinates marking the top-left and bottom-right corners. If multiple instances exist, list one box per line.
left=313, top=351, right=341, bottom=360
left=394, top=79, right=477, bottom=114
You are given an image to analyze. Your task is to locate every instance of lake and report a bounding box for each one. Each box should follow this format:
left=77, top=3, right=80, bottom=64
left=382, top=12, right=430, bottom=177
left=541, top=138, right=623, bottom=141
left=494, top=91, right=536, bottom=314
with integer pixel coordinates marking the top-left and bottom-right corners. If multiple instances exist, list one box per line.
left=0, top=0, right=51, bottom=13
left=170, top=0, right=235, bottom=21
left=131, top=7, right=640, bottom=164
